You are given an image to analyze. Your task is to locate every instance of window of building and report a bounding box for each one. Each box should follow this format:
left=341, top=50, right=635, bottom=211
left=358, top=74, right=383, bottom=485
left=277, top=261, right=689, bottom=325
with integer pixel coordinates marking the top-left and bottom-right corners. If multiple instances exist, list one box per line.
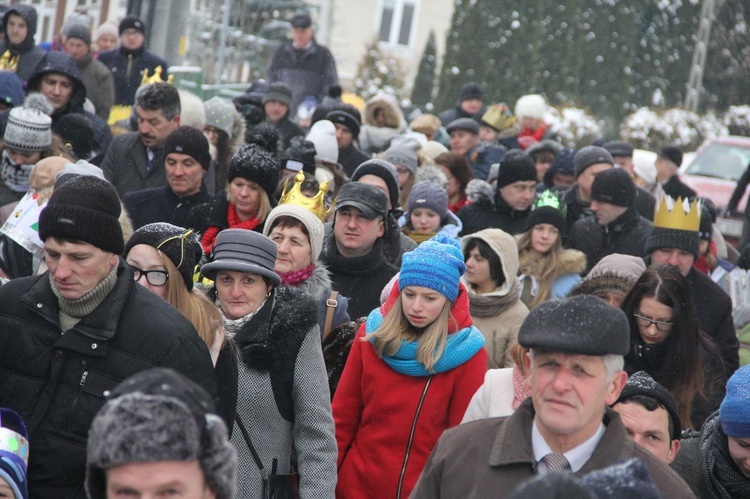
left=378, top=0, right=418, bottom=48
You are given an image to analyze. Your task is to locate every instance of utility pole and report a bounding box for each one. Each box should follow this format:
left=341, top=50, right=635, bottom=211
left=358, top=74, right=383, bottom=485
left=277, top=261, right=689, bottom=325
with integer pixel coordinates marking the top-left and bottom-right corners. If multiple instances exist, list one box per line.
left=216, top=0, right=232, bottom=83
left=684, top=0, right=725, bottom=112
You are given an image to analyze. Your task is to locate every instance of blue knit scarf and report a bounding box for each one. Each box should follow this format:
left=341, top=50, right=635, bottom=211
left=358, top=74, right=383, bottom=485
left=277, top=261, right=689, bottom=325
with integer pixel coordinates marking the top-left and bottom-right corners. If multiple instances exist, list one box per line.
left=365, top=308, right=485, bottom=376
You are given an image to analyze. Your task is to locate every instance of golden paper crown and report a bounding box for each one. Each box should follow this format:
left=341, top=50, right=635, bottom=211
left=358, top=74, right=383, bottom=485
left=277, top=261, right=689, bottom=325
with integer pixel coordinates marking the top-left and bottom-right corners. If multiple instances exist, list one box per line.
left=653, top=196, right=701, bottom=232
left=279, top=172, right=331, bottom=222
left=141, top=66, right=174, bottom=85
left=0, top=51, right=18, bottom=72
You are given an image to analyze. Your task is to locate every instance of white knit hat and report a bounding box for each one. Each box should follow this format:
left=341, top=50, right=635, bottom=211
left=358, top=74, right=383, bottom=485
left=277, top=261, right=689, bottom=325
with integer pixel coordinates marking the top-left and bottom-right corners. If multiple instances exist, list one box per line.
left=305, top=120, right=338, bottom=164
left=92, top=22, right=118, bottom=43
left=514, top=94, right=547, bottom=120
left=264, top=203, right=325, bottom=262
left=5, top=93, right=52, bottom=152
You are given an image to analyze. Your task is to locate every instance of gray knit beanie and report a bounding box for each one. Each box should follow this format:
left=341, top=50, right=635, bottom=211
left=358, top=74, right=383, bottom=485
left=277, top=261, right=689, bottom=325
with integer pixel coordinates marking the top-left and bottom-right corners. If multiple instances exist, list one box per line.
left=4, top=93, right=52, bottom=152
left=85, top=368, right=237, bottom=499
left=384, top=136, right=420, bottom=176
left=408, top=180, right=448, bottom=220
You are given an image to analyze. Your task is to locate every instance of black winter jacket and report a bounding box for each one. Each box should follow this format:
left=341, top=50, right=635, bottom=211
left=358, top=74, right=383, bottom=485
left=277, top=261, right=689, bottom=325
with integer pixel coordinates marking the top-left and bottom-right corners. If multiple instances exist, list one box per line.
left=457, top=185, right=530, bottom=237
left=562, top=184, right=592, bottom=245
left=124, top=184, right=213, bottom=230
left=0, top=261, right=218, bottom=499
left=98, top=46, right=169, bottom=106
left=319, top=237, right=398, bottom=319
left=339, top=143, right=371, bottom=178
left=569, top=207, right=653, bottom=273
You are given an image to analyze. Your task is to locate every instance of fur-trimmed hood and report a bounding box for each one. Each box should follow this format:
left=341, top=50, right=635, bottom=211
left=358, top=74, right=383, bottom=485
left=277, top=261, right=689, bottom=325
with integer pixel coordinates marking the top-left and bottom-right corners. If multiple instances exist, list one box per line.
left=364, top=91, right=405, bottom=129
left=465, top=179, right=495, bottom=207
left=518, top=247, right=586, bottom=280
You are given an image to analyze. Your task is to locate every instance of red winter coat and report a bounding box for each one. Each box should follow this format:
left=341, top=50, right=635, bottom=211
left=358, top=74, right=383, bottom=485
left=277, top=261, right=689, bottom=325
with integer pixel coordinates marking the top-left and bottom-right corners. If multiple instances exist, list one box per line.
left=332, top=283, right=487, bottom=498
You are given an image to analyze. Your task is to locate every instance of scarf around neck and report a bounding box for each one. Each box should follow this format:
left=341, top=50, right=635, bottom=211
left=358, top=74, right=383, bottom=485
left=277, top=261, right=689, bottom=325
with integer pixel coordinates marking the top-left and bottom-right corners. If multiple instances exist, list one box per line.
left=467, top=278, right=523, bottom=318
left=364, top=307, right=485, bottom=377
left=277, top=263, right=315, bottom=286
left=1, top=149, right=35, bottom=193
left=200, top=202, right=261, bottom=254
left=700, top=413, right=750, bottom=498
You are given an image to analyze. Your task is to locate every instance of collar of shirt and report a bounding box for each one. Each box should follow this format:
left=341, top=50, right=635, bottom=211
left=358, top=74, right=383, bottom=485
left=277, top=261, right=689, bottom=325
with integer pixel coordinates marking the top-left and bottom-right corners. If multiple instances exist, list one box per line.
left=531, top=420, right=606, bottom=473
left=293, top=40, right=313, bottom=50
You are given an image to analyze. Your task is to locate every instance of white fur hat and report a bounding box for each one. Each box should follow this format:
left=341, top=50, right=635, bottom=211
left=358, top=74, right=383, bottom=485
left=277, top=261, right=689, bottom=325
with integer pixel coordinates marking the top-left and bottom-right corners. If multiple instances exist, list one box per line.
left=305, top=120, right=338, bottom=164
left=178, top=90, right=206, bottom=130
left=514, top=94, right=547, bottom=120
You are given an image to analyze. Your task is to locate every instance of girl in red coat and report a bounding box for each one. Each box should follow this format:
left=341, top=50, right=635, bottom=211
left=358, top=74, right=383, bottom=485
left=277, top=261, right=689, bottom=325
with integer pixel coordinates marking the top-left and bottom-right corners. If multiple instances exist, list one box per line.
left=333, top=233, right=487, bottom=498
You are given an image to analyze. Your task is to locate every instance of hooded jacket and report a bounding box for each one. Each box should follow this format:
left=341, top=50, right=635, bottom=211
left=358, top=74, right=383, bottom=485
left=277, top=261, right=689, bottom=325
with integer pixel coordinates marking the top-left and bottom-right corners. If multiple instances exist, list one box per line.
left=26, top=52, right=112, bottom=155
left=569, top=206, right=653, bottom=273
left=358, top=92, right=406, bottom=154
left=0, top=6, right=46, bottom=83
left=457, top=179, right=531, bottom=236
left=460, top=228, right=529, bottom=368
left=333, top=282, right=487, bottom=498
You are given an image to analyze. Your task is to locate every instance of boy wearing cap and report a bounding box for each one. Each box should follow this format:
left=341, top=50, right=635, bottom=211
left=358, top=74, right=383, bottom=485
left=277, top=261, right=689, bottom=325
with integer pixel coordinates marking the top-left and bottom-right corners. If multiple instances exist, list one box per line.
left=611, top=371, right=682, bottom=464
left=655, top=146, right=696, bottom=201
left=262, top=81, right=305, bottom=150
left=671, top=364, right=750, bottom=497
left=124, top=126, right=214, bottom=230
left=438, top=82, right=487, bottom=126
left=0, top=176, right=218, bottom=498
left=569, top=168, right=653, bottom=272
left=320, top=182, right=398, bottom=318
left=561, top=145, right=614, bottom=242
left=98, top=16, right=169, bottom=106
left=457, top=150, right=537, bottom=236
left=266, top=11, right=338, bottom=119
left=411, top=295, right=694, bottom=498
left=63, top=24, right=114, bottom=120
left=446, top=117, right=505, bottom=180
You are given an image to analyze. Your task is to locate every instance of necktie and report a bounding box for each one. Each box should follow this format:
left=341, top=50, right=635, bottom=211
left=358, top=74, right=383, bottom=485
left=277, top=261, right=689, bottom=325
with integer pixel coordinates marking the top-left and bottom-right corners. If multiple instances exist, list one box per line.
left=543, top=453, right=571, bottom=473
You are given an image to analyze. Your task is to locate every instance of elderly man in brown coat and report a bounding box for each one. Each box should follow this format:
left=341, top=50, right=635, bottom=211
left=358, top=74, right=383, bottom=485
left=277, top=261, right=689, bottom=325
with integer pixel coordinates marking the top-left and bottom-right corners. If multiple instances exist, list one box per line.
left=410, top=295, right=695, bottom=498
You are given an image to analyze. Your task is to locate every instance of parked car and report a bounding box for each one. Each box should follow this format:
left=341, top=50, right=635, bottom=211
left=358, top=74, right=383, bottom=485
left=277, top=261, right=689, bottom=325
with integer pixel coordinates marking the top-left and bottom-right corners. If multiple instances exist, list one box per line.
left=679, top=136, right=750, bottom=244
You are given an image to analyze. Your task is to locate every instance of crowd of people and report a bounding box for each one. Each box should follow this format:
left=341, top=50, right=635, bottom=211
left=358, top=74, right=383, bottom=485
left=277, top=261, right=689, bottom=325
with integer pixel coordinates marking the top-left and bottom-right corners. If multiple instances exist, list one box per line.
left=0, top=5, right=748, bottom=499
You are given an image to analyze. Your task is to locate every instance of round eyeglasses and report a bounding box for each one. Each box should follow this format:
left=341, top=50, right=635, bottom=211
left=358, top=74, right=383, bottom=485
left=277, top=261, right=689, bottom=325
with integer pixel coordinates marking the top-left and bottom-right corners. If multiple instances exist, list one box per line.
left=130, top=266, right=169, bottom=286
left=633, top=312, right=673, bottom=332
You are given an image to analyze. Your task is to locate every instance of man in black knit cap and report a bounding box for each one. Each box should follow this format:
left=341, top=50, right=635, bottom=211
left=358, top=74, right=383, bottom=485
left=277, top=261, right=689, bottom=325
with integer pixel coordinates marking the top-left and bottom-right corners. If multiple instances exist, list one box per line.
left=569, top=167, right=653, bottom=272
left=0, top=175, right=217, bottom=498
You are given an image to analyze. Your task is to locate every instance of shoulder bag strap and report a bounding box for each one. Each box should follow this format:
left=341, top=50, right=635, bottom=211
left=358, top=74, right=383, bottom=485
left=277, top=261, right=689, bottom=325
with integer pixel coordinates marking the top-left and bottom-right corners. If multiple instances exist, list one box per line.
left=322, top=291, right=339, bottom=341
left=235, top=411, right=268, bottom=481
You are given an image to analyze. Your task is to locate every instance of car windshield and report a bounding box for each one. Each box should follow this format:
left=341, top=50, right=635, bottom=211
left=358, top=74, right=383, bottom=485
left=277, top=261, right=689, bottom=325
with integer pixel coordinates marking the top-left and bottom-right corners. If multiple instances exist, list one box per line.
left=685, top=143, right=750, bottom=182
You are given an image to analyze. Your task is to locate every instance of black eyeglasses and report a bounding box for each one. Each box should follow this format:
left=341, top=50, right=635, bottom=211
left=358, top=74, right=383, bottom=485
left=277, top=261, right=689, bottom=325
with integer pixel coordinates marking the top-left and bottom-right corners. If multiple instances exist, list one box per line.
left=633, top=312, right=673, bottom=332
left=130, top=266, right=169, bottom=286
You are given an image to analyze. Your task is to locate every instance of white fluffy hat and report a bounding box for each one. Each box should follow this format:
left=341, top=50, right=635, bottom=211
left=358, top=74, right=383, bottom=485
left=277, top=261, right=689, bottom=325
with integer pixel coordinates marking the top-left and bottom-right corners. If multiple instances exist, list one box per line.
left=305, top=120, right=339, bottom=164
left=514, top=94, right=547, bottom=120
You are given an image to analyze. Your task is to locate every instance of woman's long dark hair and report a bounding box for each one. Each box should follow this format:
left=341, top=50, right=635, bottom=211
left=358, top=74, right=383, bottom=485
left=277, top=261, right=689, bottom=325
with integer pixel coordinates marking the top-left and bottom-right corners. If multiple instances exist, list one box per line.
left=620, top=265, right=703, bottom=428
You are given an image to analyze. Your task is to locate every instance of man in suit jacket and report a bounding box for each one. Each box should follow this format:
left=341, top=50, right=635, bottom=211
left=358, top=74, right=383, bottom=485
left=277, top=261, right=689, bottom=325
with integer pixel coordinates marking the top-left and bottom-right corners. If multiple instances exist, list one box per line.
left=101, top=83, right=180, bottom=197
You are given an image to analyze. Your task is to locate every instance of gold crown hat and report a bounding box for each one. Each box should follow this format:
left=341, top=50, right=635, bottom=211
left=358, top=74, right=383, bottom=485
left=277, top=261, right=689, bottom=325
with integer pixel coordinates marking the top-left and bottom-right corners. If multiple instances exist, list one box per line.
left=653, top=195, right=701, bottom=231
left=262, top=172, right=332, bottom=262
left=141, top=65, right=174, bottom=85
left=646, top=195, right=702, bottom=258
left=0, top=51, right=18, bottom=72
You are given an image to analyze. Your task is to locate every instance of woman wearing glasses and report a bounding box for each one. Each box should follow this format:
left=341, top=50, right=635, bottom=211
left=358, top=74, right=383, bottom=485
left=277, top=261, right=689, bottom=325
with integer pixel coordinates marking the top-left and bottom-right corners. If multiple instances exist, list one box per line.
left=124, top=222, right=224, bottom=365
left=621, top=264, right=726, bottom=430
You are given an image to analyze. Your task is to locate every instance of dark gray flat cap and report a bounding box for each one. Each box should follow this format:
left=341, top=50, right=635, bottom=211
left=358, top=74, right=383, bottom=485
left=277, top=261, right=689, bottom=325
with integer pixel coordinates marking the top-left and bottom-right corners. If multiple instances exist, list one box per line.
left=334, top=182, right=389, bottom=220
left=518, top=294, right=630, bottom=356
left=201, top=229, right=280, bottom=286
left=446, top=117, right=479, bottom=135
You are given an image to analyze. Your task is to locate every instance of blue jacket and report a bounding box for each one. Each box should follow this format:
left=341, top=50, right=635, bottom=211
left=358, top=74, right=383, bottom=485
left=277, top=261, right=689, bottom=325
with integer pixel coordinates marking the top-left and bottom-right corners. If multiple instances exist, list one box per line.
left=98, top=47, right=169, bottom=105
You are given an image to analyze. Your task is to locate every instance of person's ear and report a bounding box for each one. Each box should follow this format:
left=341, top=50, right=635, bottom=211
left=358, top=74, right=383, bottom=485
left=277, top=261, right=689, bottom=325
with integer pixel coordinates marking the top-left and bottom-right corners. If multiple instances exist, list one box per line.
left=667, top=439, right=680, bottom=464
left=605, top=370, right=628, bottom=406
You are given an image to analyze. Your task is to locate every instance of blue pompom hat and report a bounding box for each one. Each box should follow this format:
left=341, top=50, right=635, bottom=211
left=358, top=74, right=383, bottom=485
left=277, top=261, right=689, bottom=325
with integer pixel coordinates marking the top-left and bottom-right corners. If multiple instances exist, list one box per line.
left=720, top=364, right=750, bottom=438
left=399, top=233, right=466, bottom=302
left=0, top=408, right=29, bottom=499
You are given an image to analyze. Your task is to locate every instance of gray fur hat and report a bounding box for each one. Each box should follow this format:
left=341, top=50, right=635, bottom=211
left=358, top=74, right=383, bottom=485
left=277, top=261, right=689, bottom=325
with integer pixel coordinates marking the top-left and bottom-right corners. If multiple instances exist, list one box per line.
left=85, top=368, right=236, bottom=499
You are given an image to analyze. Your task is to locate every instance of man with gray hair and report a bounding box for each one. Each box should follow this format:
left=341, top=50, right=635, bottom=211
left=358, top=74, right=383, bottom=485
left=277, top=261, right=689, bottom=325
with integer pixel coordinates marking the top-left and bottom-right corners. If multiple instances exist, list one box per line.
left=411, top=295, right=693, bottom=498
left=101, top=82, right=181, bottom=197
left=86, top=368, right=236, bottom=499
